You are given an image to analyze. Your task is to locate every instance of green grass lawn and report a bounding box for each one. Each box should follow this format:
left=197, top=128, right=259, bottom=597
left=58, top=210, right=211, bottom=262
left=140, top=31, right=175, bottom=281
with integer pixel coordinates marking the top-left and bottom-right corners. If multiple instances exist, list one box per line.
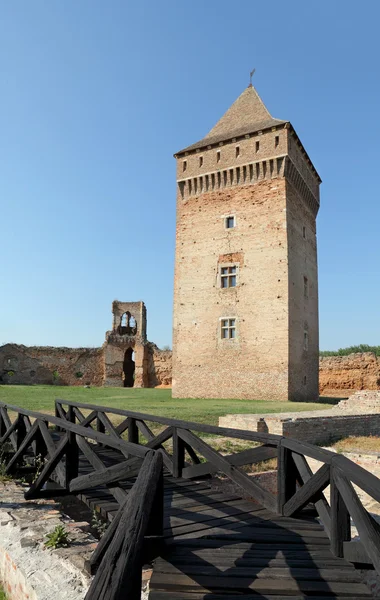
left=0, top=385, right=337, bottom=426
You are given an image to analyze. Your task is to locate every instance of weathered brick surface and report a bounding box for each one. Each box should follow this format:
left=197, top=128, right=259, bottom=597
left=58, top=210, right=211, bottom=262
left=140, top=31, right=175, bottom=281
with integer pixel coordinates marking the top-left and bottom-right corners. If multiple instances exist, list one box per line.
left=320, top=352, right=380, bottom=393
left=0, top=344, right=104, bottom=387
left=0, top=301, right=172, bottom=389
left=173, top=86, right=320, bottom=401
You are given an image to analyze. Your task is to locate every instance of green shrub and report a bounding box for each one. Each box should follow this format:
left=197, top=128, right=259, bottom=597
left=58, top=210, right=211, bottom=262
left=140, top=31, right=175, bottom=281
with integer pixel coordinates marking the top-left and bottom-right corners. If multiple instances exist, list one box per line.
left=320, top=344, right=380, bottom=357
left=75, top=371, right=83, bottom=378
left=44, top=525, right=70, bottom=549
left=7, top=371, right=14, bottom=377
left=52, top=370, right=59, bottom=380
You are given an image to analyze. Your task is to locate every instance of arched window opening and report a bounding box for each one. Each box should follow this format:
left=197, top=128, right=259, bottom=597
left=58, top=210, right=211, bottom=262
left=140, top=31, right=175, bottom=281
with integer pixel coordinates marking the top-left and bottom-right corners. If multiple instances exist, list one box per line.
left=118, top=312, right=138, bottom=336
left=123, top=348, right=135, bottom=388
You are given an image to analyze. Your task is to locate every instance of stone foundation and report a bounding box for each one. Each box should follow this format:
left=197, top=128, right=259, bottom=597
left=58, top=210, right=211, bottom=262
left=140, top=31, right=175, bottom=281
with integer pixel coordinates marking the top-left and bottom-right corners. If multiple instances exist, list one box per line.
left=0, top=482, right=93, bottom=599
left=219, top=392, right=380, bottom=446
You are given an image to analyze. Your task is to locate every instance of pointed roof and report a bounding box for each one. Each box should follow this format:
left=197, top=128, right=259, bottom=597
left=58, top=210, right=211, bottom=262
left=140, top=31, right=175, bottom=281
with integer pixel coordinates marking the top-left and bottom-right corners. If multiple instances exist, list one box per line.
left=176, top=85, right=287, bottom=155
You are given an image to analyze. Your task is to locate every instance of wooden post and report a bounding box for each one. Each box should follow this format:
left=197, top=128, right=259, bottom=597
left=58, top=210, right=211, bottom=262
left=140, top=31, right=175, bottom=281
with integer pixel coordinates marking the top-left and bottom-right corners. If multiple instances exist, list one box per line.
left=330, top=466, right=351, bottom=557
left=277, top=440, right=297, bottom=515
left=16, top=414, right=27, bottom=450
left=128, top=418, right=139, bottom=445
left=65, top=406, right=79, bottom=487
left=146, top=457, right=164, bottom=537
left=173, top=428, right=185, bottom=479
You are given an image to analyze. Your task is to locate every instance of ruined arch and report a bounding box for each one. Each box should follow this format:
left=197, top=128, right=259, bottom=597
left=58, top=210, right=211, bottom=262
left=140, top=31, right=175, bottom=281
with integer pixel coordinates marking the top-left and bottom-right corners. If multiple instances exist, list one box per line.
left=118, top=312, right=138, bottom=336
left=123, top=347, right=135, bottom=388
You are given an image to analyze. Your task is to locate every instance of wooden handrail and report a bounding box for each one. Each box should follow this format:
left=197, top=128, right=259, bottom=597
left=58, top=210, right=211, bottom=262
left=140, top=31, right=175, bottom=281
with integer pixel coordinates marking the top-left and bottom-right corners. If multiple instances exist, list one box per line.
left=2, top=398, right=380, bottom=576
left=85, top=450, right=164, bottom=600
left=55, top=398, right=281, bottom=445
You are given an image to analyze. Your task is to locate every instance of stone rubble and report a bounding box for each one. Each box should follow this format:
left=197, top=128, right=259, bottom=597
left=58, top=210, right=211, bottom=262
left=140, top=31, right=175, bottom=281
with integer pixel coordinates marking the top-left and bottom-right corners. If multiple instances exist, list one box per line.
left=0, top=480, right=93, bottom=599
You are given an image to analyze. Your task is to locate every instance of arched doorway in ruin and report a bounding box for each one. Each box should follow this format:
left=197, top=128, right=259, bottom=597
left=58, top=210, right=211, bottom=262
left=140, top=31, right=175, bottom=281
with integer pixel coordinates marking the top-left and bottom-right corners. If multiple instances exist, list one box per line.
left=123, top=347, right=135, bottom=388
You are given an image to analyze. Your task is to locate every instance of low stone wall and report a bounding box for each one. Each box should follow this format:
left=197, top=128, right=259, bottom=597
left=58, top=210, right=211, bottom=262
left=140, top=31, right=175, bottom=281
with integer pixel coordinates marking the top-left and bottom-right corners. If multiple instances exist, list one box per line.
left=219, top=410, right=380, bottom=446
left=320, top=352, right=380, bottom=394
left=146, top=343, right=172, bottom=387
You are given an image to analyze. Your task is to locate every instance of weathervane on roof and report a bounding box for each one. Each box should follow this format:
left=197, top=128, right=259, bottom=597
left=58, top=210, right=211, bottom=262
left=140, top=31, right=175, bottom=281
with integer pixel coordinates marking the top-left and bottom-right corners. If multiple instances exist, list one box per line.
left=249, top=68, right=256, bottom=87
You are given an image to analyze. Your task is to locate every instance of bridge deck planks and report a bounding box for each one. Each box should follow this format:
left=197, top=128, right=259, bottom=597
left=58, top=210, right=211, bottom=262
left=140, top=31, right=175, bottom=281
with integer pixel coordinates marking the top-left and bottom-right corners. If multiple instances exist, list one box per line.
left=60, top=442, right=372, bottom=598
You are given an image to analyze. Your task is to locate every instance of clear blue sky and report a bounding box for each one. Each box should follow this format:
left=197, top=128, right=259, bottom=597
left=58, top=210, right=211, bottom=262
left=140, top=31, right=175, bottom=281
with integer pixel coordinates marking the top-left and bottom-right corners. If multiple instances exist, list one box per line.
left=1, top=1, right=379, bottom=351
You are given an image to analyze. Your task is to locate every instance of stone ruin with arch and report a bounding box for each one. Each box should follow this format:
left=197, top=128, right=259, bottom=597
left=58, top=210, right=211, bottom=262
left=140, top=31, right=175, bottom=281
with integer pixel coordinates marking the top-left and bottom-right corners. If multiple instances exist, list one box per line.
left=0, top=300, right=172, bottom=389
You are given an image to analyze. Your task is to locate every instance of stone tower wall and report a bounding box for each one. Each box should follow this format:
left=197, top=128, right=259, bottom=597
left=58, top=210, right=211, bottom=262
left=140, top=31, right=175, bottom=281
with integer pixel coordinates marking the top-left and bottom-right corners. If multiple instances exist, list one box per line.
left=173, top=105, right=320, bottom=401
left=287, top=180, right=319, bottom=401
left=172, top=165, right=290, bottom=400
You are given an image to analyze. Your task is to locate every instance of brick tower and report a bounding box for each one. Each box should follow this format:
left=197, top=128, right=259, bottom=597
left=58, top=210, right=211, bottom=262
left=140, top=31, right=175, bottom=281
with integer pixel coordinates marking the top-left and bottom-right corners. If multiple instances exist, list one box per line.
left=172, top=85, right=321, bottom=401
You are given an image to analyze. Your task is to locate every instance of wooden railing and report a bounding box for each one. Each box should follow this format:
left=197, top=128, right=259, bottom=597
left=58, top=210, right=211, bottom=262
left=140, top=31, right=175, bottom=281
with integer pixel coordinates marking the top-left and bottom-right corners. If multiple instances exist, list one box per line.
left=55, top=398, right=380, bottom=574
left=85, top=450, right=163, bottom=600
left=0, top=398, right=379, bottom=585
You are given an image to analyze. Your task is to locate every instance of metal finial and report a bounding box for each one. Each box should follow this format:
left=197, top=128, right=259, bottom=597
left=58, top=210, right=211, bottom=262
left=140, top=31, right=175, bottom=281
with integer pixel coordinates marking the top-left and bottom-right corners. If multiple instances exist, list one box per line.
left=249, top=68, right=256, bottom=87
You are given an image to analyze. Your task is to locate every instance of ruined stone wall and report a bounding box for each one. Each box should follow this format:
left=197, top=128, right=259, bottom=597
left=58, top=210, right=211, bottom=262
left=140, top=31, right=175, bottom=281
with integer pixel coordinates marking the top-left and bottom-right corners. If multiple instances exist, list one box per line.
left=0, top=344, right=104, bottom=387
left=146, top=343, right=172, bottom=387
left=319, top=352, right=380, bottom=393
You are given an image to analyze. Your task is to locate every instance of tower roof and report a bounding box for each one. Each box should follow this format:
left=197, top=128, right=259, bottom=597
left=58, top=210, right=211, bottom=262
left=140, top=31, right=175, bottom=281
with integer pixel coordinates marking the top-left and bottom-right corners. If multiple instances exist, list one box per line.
left=176, top=85, right=286, bottom=155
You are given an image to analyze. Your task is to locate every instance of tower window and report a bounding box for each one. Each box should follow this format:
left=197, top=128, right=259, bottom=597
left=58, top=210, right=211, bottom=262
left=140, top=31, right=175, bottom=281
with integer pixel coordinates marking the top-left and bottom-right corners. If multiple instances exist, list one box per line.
left=221, top=318, right=236, bottom=339
left=235, top=146, right=240, bottom=157
left=217, top=151, right=221, bottom=162
left=303, top=226, right=306, bottom=239
left=183, top=160, right=187, bottom=172
left=221, top=266, right=237, bottom=288
left=275, top=135, right=279, bottom=147
left=303, top=375, right=307, bottom=385
left=256, top=141, right=260, bottom=152
left=225, top=215, right=235, bottom=229
left=304, top=276, right=309, bottom=299
left=199, top=156, right=203, bottom=167
left=304, top=331, right=309, bottom=351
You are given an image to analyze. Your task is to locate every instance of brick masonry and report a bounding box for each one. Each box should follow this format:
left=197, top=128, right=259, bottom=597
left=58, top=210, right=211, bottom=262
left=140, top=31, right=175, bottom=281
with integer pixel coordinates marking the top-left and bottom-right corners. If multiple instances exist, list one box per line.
left=172, top=85, right=320, bottom=402
left=320, top=352, right=380, bottom=394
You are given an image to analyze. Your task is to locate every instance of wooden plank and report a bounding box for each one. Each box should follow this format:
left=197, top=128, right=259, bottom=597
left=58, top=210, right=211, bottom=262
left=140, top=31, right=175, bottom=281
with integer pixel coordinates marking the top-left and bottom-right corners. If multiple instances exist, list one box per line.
left=0, top=410, right=19, bottom=450
left=38, top=420, right=66, bottom=485
left=334, top=466, right=380, bottom=575
left=149, top=593, right=372, bottom=600
left=149, top=571, right=371, bottom=597
left=343, top=540, right=372, bottom=565
left=283, top=464, right=330, bottom=517
left=172, top=429, right=185, bottom=479
left=153, top=559, right=362, bottom=582
left=0, top=402, right=150, bottom=459
left=53, top=399, right=282, bottom=445
left=334, top=454, right=380, bottom=503
left=177, top=429, right=277, bottom=512
left=291, top=452, right=331, bottom=535
left=5, top=420, right=39, bottom=473
left=182, top=445, right=277, bottom=479
left=277, top=441, right=297, bottom=514
left=165, top=551, right=354, bottom=569
left=25, top=434, right=69, bottom=499
left=330, top=465, right=351, bottom=557
left=76, top=435, right=128, bottom=505
left=69, top=456, right=142, bottom=492
left=282, top=438, right=335, bottom=464
left=136, top=420, right=174, bottom=473
left=86, top=451, right=163, bottom=600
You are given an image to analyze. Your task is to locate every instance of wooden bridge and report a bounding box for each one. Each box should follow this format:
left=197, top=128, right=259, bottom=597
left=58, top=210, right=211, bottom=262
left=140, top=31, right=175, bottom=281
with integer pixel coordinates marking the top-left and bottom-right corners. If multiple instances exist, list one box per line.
left=0, top=398, right=379, bottom=599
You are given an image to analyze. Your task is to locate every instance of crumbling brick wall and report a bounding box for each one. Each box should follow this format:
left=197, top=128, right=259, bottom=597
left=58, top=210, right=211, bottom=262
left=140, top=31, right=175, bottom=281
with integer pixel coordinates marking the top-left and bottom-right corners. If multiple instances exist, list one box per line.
left=0, top=344, right=104, bottom=387
left=146, top=343, right=172, bottom=387
left=319, top=352, right=380, bottom=393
